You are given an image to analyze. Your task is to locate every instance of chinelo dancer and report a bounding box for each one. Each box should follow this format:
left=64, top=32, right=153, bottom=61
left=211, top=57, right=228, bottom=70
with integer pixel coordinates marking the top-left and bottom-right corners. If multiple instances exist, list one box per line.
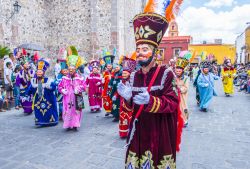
left=58, top=46, right=86, bottom=131
left=28, top=59, right=58, bottom=127
left=117, top=0, right=185, bottom=168
left=175, top=51, right=192, bottom=127
left=118, top=52, right=137, bottom=138
left=86, top=60, right=102, bottom=112
left=16, top=57, right=35, bottom=114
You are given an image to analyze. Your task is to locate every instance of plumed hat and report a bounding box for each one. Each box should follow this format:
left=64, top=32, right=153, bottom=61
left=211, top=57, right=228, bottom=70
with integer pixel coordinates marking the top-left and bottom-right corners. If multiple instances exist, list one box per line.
left=133, top=0, right=183, bottom=48
left=66, top=55, right=82, bottom=68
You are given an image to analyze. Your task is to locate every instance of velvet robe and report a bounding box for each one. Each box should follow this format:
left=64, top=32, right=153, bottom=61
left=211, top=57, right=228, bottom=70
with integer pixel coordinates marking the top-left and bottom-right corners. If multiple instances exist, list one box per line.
left=16, top=69, right=35, bottom=114
left=58, top=74, right=86, bottom=129
left=102, top=70, right=112, bottom=113
left=86, top=73, right=102, bottom=111
left=28, top=77, right=58, bottom=126
left=125, top=66, right=179, bottom=169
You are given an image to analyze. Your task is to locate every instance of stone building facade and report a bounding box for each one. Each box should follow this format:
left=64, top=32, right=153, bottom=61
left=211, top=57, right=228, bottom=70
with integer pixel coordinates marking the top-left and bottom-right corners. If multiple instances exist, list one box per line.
left=0, top=0, right=146, bottom=61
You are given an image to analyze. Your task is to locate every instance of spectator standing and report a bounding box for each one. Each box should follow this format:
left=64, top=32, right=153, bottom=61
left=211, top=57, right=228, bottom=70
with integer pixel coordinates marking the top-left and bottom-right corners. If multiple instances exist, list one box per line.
left=4, top=62, right=13, bottom=100
left=54, top=59, right=61, bottom=78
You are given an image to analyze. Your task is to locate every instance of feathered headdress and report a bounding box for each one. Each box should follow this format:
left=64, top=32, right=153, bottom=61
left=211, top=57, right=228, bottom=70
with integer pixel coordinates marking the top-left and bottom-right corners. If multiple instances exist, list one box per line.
left=176, top=50, right=191, bottom=69
left=133, top=0, right=184, bottom=48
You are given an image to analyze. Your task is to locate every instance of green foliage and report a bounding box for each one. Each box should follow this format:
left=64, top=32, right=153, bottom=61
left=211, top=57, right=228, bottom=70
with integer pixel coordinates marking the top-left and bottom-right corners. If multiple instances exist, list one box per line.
left=0, top=45, right=11, bottom=59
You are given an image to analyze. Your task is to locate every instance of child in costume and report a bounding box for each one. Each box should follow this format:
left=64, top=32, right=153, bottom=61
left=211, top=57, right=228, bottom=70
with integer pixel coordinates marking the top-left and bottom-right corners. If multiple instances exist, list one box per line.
left=175, top=51, right=191, bottom=127
left=198, top=60, right=219, bottom=112
left=86, top=60, right=102, bottom=112
left=58, top=46, right=86, bottom=130
left=118, top=53, right=136, bottom=138
left=28, top=59, right=58, bottom=126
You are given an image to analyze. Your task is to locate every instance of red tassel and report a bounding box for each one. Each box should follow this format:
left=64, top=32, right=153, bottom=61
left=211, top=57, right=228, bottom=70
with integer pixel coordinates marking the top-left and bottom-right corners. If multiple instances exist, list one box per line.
left=176, top=90, right=184, bottom=152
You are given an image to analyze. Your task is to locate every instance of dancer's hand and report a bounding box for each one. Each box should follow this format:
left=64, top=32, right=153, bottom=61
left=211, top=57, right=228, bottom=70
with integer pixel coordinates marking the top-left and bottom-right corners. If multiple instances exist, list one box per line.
left=117, top=82, right=132, bottom=101
left=133, top=91, right=150, bottom=105
left=62, top=89, right=68, bottom=95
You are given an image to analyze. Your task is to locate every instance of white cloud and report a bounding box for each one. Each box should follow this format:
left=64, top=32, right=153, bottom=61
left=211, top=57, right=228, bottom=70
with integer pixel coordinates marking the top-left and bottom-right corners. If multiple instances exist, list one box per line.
left=176, top=4, right=250, bottom=44
left=205, top=0, right=237, bottom=8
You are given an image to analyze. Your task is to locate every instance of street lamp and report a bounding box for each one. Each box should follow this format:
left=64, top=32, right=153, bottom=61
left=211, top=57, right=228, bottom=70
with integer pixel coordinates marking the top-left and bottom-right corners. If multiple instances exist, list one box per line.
left=6, top=1, right=21, bottom=23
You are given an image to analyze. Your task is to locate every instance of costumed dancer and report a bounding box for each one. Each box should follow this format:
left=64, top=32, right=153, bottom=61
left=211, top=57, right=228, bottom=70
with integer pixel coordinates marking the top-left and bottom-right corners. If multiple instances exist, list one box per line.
left=28, top=59, right=58, bottom=126
left=109, top=63, right=123, bottom=122
left=55, top=60, right=68, bottom=120
left=175, top=51, right=191, bottom=127
left=197, top=60, right=219, bottom=112
left=117, top=1, right=184, bottom=168
left=221, top=59, right=236, bottom=96
left=119, top=53, right=137, bottom=138
left=58, top=46, right=86, bottom=130
left=16, top=58, right=35, bottom=114
left=102, top=53, right=115, bottom=116
left=86, top=60, right=102, bottom=112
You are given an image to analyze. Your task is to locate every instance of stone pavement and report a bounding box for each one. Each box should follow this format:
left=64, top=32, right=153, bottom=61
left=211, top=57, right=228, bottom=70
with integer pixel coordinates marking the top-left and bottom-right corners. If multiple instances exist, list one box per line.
left=0, top=80, right=249, bottom=169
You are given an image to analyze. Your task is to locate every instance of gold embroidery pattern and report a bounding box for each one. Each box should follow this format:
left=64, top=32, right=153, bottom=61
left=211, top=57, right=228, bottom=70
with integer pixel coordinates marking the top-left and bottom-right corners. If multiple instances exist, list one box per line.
left=140, top=151, right=155, bottom=169
left=126, top=151, right=139, bottom=169
left=157, top=155, right=176, bottom=169
left=34, top=97, right=52, bottom=116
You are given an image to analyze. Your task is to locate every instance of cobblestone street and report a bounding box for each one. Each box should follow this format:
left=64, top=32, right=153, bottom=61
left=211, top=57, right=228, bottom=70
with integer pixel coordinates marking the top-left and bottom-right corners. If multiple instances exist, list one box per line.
left=0, top=80, right=249, bottom=169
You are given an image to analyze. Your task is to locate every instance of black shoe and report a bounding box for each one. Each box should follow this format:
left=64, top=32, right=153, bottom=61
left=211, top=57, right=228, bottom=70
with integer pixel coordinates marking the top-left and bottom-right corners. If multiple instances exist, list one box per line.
left=105, top=113, right=110, bottom=117
left=73, top=127, right=78, bottom=131
left=201, top=108, right=207, bottom=112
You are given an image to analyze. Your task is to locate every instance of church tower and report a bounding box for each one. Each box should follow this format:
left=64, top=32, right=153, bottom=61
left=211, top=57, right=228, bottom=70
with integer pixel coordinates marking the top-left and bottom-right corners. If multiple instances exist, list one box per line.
left=168, top=20, right=179, bottom=37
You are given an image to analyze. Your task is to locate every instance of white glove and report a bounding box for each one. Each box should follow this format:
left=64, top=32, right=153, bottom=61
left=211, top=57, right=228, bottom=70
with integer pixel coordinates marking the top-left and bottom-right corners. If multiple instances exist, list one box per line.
left=205, top=83, right=209, bottom=87
left=96, top=82, right=101, bottom=86
left=112, top=96, right=116, bottom=101
left=117, top=82, right=132, bottom=101
left=62, top=89, right=68, bottom=95
left=45, top=84, right=51, bottom=89
left=74, top=88, right=79, bottom=94
left=133, top=91, right=150, bottom=105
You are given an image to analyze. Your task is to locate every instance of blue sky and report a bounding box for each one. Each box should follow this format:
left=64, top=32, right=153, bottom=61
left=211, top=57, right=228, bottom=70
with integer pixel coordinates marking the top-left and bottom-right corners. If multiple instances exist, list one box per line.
left=176, top=0, right=250, bottom=43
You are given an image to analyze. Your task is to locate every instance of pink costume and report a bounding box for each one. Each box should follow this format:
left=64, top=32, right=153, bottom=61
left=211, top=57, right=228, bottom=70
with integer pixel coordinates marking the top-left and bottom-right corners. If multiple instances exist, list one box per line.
left=86, top=73, right=102, bottom=111
left=58, top=74, right=86, bottom=129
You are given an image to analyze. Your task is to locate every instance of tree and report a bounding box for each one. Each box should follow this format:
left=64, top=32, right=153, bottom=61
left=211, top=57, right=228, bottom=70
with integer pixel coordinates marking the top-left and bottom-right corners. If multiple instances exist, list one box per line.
left=0, top=45, right=11, bottom=59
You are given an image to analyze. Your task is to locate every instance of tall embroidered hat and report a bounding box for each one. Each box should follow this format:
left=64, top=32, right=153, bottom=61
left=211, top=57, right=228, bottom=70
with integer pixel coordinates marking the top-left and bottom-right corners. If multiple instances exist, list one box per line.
left=122, top=52, right=137, bottom=73
left=102, top=48, right=115, bottom=67
left=37, top=59, right=50, bottom=72
left=176, top=50, right=192, bottom=69
left=133, top=0, right=184, bottom=48
left=66, top=46, right=81, bottom=68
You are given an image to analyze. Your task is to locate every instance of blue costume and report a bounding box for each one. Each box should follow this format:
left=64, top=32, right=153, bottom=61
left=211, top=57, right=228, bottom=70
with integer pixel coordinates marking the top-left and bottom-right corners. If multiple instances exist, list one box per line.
left=197, top=60, right=219, bottom=111
left=28, top=59, right=58, bottom=126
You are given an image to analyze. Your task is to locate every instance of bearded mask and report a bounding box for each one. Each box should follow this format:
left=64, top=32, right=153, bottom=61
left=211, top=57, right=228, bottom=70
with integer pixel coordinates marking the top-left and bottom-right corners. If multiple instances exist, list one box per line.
left=136, top=44, right=155, bottom=67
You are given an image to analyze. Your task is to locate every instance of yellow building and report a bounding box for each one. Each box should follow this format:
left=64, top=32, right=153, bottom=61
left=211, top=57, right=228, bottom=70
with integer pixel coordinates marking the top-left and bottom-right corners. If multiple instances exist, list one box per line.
left=245, top=26, right=250, bottom=63
left=189, top=44, right=236, bottom=65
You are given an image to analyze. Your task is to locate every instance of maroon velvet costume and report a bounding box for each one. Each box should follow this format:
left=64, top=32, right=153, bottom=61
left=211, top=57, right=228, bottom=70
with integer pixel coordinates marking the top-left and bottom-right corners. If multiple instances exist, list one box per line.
left=125, top=66, right=179, bottom=168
